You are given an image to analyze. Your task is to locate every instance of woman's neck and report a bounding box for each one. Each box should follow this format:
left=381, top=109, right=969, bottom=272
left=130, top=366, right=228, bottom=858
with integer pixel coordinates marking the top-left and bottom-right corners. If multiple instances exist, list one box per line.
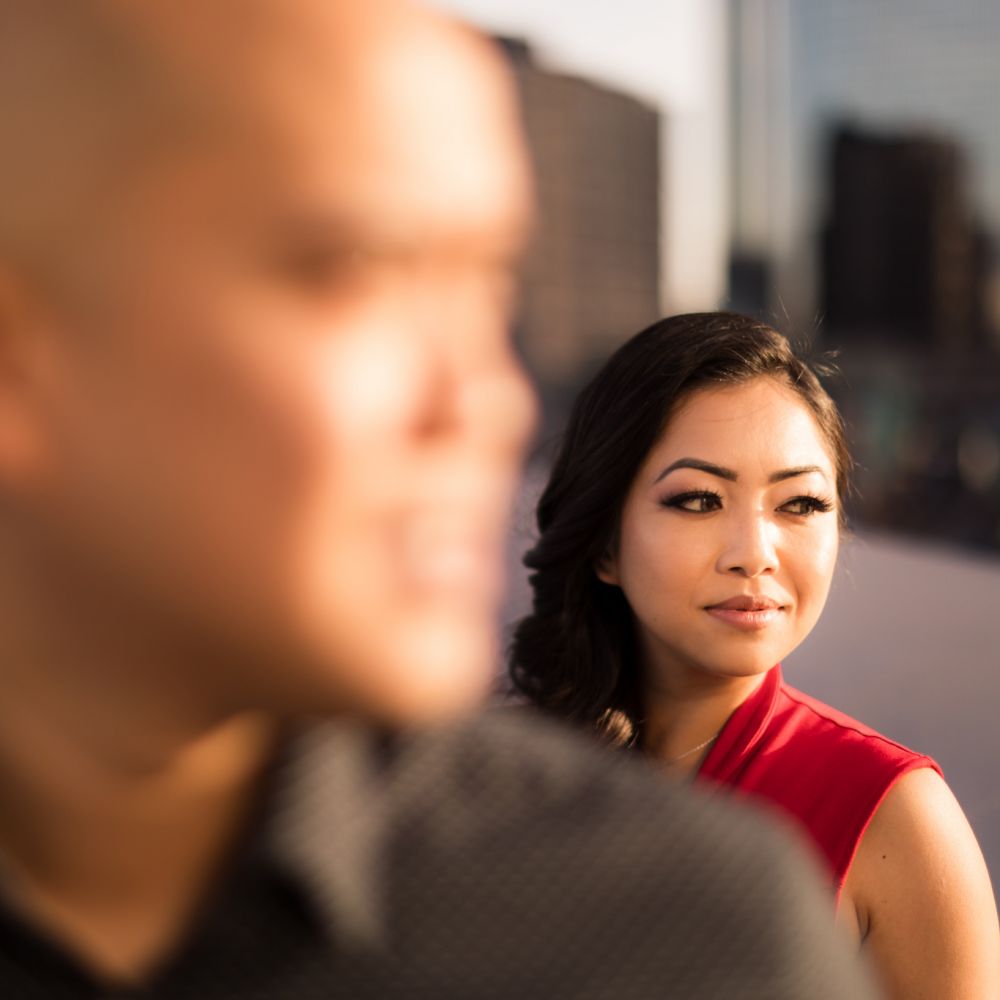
left=640, top=668, right=768, bottom=777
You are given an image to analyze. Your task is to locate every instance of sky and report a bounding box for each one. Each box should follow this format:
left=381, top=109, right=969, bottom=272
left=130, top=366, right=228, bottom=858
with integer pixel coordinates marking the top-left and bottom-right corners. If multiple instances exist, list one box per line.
left=429, top=0, right=731, bottom=312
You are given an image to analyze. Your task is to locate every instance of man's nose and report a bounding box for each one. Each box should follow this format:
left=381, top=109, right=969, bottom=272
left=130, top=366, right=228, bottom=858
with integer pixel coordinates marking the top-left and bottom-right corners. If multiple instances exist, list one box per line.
left=416, top=332, right=537, bottom=465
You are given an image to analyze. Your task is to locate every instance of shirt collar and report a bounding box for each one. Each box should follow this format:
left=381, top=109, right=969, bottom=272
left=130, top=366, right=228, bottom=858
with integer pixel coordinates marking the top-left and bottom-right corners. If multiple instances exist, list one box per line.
left=696, top=665, right=782, bottom=784
left=260, top=720, right=392, bottom=953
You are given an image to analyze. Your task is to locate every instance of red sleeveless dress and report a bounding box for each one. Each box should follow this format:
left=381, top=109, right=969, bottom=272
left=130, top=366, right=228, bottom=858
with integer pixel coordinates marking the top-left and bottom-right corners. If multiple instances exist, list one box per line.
left=695, top=665, right=941, bottom=902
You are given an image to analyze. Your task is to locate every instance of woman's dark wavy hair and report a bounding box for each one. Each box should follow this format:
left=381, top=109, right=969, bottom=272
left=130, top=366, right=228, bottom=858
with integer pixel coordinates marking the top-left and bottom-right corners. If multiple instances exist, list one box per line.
left=508, top=312, right=851, bottom=745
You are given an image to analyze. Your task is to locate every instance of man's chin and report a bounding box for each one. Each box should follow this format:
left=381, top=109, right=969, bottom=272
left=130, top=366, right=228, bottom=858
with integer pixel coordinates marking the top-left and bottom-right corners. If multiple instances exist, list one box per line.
left=334, top=620, right=497, bottom=728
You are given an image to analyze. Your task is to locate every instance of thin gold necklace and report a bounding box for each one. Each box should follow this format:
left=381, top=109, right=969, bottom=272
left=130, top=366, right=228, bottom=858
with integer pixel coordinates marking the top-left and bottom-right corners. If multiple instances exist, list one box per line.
left=665, top=731, right=720, bottom=766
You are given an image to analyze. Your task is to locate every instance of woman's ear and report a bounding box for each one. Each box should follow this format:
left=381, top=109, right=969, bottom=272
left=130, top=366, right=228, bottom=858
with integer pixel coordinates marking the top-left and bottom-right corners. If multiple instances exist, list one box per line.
left=595, top=552, right=619, bottom=586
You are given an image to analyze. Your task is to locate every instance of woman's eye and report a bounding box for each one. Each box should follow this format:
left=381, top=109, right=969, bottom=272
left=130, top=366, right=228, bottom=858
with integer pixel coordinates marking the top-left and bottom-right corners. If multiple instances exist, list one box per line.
left=780, top=495, right=834, bottom=516
left=663, top=491, right=723, bottom=513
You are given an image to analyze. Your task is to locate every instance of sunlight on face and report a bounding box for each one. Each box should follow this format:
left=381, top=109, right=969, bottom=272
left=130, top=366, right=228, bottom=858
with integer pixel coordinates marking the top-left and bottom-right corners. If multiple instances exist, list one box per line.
left=598, top=378, right=840, bottom=690
left=28, top=10, right=536, bottom=725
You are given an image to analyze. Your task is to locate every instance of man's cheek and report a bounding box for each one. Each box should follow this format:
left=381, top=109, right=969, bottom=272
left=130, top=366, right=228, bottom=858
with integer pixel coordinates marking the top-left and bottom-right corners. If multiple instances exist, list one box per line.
left=315, top=318, right=432, bottom=438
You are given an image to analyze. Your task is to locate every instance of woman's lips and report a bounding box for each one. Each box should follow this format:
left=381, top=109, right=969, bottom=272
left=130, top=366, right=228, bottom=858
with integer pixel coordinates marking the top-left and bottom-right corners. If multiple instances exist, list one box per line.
left=705, top=596, right=785, bottom=631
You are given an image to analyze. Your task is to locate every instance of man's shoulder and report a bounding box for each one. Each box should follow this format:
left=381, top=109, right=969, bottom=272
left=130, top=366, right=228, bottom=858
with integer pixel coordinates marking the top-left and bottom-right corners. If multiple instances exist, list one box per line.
left=387, top=707, right=764, bottom=828
left=339, top=709, right=875, bottom=999
left=268, top=711, right=877, bottom=999
left=386, top=709, right=799, bottom=876
left=280, top=706, right=809, bottom=904
left=385, top=707, right=731, bottom=836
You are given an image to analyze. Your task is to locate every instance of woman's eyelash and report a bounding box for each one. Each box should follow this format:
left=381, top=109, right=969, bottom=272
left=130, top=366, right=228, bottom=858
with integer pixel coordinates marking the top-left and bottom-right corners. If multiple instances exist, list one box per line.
left=661, top=490, right=722, bottom=513
left=659, top=491, right=835, bottom=516
left=780, top=495, right=834, bottom=515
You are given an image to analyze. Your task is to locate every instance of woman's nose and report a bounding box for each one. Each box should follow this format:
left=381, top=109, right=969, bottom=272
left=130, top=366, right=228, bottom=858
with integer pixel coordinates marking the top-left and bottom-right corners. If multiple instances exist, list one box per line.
left=716, top=512, right=779, bottom=578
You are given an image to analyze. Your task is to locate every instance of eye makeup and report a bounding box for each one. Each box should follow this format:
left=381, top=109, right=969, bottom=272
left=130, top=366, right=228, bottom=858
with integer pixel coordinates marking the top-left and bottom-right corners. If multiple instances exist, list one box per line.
left=659, top=489, right=835, bottom=517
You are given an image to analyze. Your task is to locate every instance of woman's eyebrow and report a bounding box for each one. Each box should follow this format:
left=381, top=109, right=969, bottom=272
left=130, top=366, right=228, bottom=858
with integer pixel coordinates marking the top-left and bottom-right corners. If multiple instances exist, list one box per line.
left=654, top=458, right=736, bottom=483
left=768, top=465, right=827, bottom=483
left=654, top=458, right=829, bottom=485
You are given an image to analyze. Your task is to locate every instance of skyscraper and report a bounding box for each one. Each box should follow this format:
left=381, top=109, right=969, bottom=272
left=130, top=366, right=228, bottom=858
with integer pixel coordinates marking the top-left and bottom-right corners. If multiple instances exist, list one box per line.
left=821, top=125, right=982, bottom=353
left=499, top=40, right=661, bottom=412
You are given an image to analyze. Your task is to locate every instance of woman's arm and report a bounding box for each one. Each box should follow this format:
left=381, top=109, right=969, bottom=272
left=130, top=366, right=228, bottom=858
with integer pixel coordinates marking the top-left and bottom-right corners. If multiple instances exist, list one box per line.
left=845, top=767, right=999, bottom=999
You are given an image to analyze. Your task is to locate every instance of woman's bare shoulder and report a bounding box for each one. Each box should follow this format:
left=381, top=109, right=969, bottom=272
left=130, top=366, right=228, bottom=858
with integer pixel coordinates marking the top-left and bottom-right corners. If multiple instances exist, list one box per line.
left=846, top=767, right=999, bottom=998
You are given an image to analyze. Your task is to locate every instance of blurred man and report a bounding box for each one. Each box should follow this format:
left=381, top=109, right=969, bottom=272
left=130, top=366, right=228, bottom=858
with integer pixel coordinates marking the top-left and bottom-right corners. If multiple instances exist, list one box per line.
left=0, top=1, right=876, bottom=997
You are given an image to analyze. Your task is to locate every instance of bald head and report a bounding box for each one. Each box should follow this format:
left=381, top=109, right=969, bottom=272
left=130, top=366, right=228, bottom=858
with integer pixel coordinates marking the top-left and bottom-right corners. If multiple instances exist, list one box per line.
left=0, top=0, right=170, bottom=267
left=0, top=0, right=528, bottom=283
left=0, top=0, right=535, bottom=726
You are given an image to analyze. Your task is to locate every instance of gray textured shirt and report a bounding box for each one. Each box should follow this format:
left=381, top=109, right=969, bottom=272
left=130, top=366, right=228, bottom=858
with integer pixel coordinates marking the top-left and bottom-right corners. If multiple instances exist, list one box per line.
left=0, top=712, right=877, bottom=998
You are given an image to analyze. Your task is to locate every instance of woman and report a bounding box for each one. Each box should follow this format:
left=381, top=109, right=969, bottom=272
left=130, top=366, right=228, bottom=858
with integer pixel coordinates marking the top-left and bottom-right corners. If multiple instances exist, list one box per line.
left=510, top=313, right=999, bottom=998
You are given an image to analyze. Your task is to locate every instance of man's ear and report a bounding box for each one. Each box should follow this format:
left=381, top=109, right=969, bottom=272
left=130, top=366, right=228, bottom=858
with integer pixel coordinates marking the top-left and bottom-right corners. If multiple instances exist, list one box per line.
left=594, top=551, right=619, bottom=586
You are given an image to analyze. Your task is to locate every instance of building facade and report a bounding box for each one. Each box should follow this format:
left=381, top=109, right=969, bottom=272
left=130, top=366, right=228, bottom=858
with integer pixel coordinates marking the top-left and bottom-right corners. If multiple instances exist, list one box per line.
left=499, top=39, right=661, bottom=418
